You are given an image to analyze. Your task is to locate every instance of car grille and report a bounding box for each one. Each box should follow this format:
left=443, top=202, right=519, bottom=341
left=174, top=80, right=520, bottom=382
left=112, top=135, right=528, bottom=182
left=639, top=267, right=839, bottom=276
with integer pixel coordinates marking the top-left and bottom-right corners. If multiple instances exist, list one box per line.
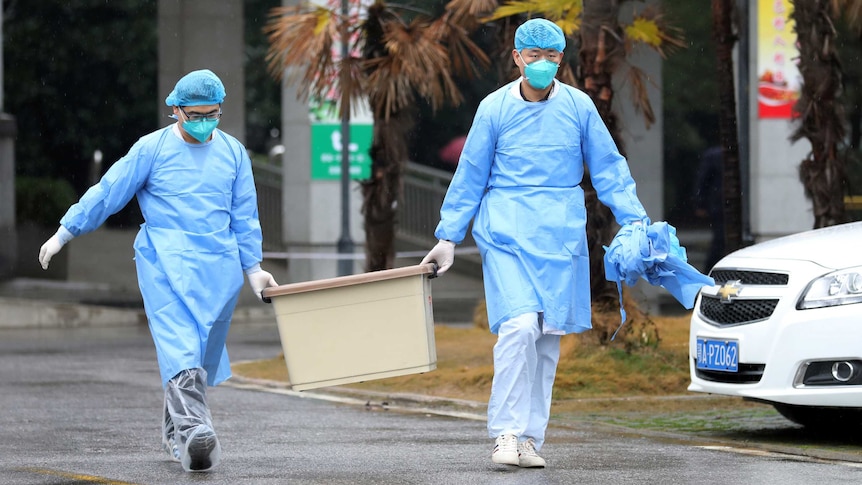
left=710, top=269, right=789, bottom=285
left=699, top=295, right=779, bottom=326
left=694, top=361, right=765, bottom=383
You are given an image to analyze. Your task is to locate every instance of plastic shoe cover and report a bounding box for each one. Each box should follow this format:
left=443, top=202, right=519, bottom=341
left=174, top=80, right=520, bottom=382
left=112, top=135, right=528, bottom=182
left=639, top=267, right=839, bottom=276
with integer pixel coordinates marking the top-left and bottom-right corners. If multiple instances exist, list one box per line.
left=161, top=402, right=180, bottom=462
left=492, top=434, right=519, bottom=465
left=164, top=438, right=181, bottom=462
left=517, top=438, right=546, bottom=468
left=164, top=368, right=221, bottom=472
left=181, top=425, right=221, bottom=472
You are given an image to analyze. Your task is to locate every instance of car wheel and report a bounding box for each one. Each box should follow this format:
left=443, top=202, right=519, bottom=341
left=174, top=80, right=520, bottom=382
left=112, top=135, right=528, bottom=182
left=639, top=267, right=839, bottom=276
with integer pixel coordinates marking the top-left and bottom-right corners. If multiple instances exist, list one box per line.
left=772, top=403, right=862, bottom=429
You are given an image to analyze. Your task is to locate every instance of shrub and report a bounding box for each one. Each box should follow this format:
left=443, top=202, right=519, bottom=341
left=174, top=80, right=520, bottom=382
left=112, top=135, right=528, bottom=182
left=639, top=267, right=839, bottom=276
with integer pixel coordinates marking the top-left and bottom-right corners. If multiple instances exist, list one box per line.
left=15, top=176, right=77, bottom=227
left=472, top=291, right=660, bottom=353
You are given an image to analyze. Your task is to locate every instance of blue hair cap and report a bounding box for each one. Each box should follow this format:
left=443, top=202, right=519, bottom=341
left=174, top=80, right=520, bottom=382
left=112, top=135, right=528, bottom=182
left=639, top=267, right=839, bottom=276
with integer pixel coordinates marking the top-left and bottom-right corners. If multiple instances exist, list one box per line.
left=165, top=69, right=226, bottom=107
left=514, top=18, right=566, bottom=52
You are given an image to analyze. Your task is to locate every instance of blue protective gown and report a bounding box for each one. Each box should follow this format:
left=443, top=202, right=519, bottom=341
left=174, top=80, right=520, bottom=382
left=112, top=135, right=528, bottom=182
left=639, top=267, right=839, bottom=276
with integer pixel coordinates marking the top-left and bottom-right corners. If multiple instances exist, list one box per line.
left=60, top=126, right=263, bottom=387
left=434, top=79, right=648, bottom=335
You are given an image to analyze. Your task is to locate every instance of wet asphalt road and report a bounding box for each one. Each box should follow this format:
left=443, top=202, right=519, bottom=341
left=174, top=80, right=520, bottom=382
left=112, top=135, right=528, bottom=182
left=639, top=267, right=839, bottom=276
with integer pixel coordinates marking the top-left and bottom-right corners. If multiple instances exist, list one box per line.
left=1, top=322, right=861, bottom=485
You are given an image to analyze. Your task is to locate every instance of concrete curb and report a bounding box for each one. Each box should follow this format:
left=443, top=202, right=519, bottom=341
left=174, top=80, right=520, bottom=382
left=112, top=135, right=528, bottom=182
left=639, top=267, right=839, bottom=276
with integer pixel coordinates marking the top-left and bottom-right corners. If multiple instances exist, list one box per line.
left=225, top=374, right=488, bottom=421
left=226, top=373, right=862, bottom=465
left=0, top=296, right=278, bottom=329
left=0, top=297, right=146, bottom=329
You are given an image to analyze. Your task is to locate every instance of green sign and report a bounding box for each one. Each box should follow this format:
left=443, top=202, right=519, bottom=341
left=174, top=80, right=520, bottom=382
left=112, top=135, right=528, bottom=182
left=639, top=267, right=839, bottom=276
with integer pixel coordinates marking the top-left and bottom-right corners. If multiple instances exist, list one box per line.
left=310, top=123, right=372, bottom=180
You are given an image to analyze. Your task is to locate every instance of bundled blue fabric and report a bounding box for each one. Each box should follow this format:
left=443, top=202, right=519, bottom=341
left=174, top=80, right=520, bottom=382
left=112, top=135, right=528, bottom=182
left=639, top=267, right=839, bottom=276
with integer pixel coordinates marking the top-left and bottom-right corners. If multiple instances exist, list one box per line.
left=603, top=220, right=715, bottom=339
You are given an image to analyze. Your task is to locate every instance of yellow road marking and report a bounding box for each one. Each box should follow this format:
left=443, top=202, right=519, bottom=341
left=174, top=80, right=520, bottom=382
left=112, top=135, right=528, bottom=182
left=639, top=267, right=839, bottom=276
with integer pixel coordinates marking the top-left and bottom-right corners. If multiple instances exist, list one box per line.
left=15, top=467, right=142, bottom=485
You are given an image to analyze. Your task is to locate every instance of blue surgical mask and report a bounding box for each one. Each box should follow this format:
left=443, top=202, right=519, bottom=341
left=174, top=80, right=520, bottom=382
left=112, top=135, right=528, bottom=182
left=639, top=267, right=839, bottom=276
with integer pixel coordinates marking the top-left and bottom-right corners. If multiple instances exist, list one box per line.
left=520, top=53, right=559, bottom=90
left=183, top=119, right=219, bottom=143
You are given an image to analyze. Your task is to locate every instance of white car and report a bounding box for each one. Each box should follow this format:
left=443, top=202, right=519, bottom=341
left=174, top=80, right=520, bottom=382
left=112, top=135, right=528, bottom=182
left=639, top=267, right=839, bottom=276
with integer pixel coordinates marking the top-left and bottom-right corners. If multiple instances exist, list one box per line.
left=689, top=221, right=862, bottom=428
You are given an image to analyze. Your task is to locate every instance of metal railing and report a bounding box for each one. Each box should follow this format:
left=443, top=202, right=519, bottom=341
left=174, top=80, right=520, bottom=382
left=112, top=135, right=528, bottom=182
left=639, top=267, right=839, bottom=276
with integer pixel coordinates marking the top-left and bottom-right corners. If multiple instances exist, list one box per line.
left=252, top=159, right=283, bottom=252
left=399, top=162, right=479, bottom=258
left=251, top=157, right=478, bottom=257
left=402, top=162, right=481, bottom=276
left=398, top=162, right=450, bottom=247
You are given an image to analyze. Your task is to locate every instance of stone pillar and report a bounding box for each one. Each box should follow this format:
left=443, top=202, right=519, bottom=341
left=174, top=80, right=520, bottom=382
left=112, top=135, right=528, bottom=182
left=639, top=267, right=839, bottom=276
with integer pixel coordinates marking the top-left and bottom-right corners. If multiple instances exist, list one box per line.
left=280, top=71, right=313, bottom=282
left=615, top=5, right=663, bottom=222
left=280, top=69, right=366, bottom=283
left=0, top=114, right=16, bottom=280
left=157, top=0, right=245, bottom=143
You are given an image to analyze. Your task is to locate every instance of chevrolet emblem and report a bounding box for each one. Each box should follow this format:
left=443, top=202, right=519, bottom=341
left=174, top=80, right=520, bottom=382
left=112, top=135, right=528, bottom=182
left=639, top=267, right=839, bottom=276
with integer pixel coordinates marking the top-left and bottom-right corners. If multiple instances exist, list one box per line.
left=717, top=280, right=742, bottom=304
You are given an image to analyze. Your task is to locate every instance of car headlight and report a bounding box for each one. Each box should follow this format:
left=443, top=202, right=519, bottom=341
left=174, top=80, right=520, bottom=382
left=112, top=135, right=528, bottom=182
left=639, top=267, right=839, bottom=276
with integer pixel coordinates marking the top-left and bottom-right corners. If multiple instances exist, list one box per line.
left=798, top=267, right=862, bottom=309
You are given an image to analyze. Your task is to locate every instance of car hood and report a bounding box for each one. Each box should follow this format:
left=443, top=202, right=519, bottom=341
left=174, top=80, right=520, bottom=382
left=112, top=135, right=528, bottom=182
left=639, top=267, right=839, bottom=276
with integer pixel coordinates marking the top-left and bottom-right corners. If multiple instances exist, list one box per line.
left=725, top=221, right=862, bottom=269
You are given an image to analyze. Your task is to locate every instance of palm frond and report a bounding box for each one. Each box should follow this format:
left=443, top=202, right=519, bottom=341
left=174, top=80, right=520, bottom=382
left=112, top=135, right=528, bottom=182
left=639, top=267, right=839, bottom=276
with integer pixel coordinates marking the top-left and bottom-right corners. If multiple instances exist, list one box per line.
left=625, top=17, right=661, bottom=47
left=365, top=19, right=464, bottom=119
left=483, top=1, right=542, bottom=22
left=832, top=0, right=862, bottom=30
left=265, top=0, right=498, bottom=121
left=483, top=0, right=557, bottom=22
left=446, top=0, right=500, bottom=26
left=264, top=5, right=340, bottom=98
left=333, top=56, right=368, bottom=120
left=625, top=66, right=656, bottom=128
left=426, top=12, right=491, bottom=80
left=623, top=7, right=685, bottom=59
left=559, top=4, right=582, bottom=35
left=482, top=0, right=582, bottom=38
left=265, top=3, right=369, bottom=119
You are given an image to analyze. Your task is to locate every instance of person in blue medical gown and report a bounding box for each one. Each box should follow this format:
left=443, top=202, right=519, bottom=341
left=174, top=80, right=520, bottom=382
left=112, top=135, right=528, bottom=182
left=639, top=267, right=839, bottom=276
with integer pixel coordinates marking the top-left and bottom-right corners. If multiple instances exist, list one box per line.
left=421, top=19, right=650, bottom=468
left=38, top=69, right=278, bottom=473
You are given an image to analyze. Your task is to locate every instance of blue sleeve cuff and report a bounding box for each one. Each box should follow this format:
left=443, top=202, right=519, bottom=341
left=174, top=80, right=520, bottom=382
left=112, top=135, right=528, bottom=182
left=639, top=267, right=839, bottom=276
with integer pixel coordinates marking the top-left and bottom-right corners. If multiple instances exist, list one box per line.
left=57, top=226, right=75, bottom=245
left=244, top=263, right=262, bottom=276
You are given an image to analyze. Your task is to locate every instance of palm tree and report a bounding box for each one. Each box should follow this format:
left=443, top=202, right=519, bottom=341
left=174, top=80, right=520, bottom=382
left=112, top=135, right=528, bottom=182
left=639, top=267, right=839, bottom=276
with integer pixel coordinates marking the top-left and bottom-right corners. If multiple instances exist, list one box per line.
left=832, top=1, right=862, bottom=199
left=791, top=0, right=848, bottom=228
left=265, top=0, right=489, bottom=271
left=484, top=0, right=683, bottom=343
left=711, top=0, right=743, bottom=253
left=360, top=1, right=495, bottom=270
left=577, top=2, right=683, bottom=313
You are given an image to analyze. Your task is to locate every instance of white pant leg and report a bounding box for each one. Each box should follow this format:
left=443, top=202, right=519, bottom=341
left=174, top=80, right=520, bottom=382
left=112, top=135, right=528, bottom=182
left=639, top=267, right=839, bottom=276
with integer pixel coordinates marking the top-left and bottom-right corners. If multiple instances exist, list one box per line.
left=524, top=326, right=561, bottom=450
left=487, top=312, right=542, bottom=439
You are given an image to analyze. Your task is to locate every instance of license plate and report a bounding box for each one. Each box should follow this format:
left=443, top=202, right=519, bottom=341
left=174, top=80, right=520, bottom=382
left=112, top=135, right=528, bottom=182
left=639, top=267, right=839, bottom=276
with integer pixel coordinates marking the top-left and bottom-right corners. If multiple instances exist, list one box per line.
left=696, top=338, right=739, bottom=372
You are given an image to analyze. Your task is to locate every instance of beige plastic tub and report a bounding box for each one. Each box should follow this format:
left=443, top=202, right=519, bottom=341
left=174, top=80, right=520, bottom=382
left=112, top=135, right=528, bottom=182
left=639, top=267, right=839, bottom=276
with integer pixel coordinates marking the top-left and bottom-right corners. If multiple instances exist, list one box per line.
left=261, top=264, right=437, bottom=391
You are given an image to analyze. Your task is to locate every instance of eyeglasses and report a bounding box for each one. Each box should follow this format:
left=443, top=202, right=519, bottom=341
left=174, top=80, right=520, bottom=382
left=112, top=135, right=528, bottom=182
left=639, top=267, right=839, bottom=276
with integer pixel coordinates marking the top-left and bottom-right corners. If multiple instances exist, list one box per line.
left=179, top=106, right=222, bottom=122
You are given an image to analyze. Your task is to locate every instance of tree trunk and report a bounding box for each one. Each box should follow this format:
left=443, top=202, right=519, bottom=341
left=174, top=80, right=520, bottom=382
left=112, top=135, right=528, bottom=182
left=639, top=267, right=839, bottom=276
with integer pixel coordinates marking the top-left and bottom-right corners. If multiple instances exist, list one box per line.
left=711, top=0, right=743, bottom=253
left=361, top=111, right=415, bottom=272
left=360, top=3, right=412, bottom=272
left=791, top=0, right=847, bottom=228
left=578, top=0, right=625, bottom=309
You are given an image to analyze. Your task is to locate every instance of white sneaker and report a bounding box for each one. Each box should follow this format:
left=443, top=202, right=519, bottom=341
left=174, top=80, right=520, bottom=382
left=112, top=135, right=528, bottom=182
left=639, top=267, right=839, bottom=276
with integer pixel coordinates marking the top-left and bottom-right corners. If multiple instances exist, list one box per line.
left=518, top=438, right=546, bottom=468
left=492, top=434, right=519, bottom=465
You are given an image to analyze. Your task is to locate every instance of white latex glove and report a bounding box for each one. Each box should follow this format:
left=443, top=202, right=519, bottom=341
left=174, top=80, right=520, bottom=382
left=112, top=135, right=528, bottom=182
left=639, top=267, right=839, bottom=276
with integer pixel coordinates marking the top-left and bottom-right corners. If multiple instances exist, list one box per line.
left=247, top=268, right=278, bottom=302
left=39, top=226, right=74, bottom=270
left=420, top=239, right=455, bottom=276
